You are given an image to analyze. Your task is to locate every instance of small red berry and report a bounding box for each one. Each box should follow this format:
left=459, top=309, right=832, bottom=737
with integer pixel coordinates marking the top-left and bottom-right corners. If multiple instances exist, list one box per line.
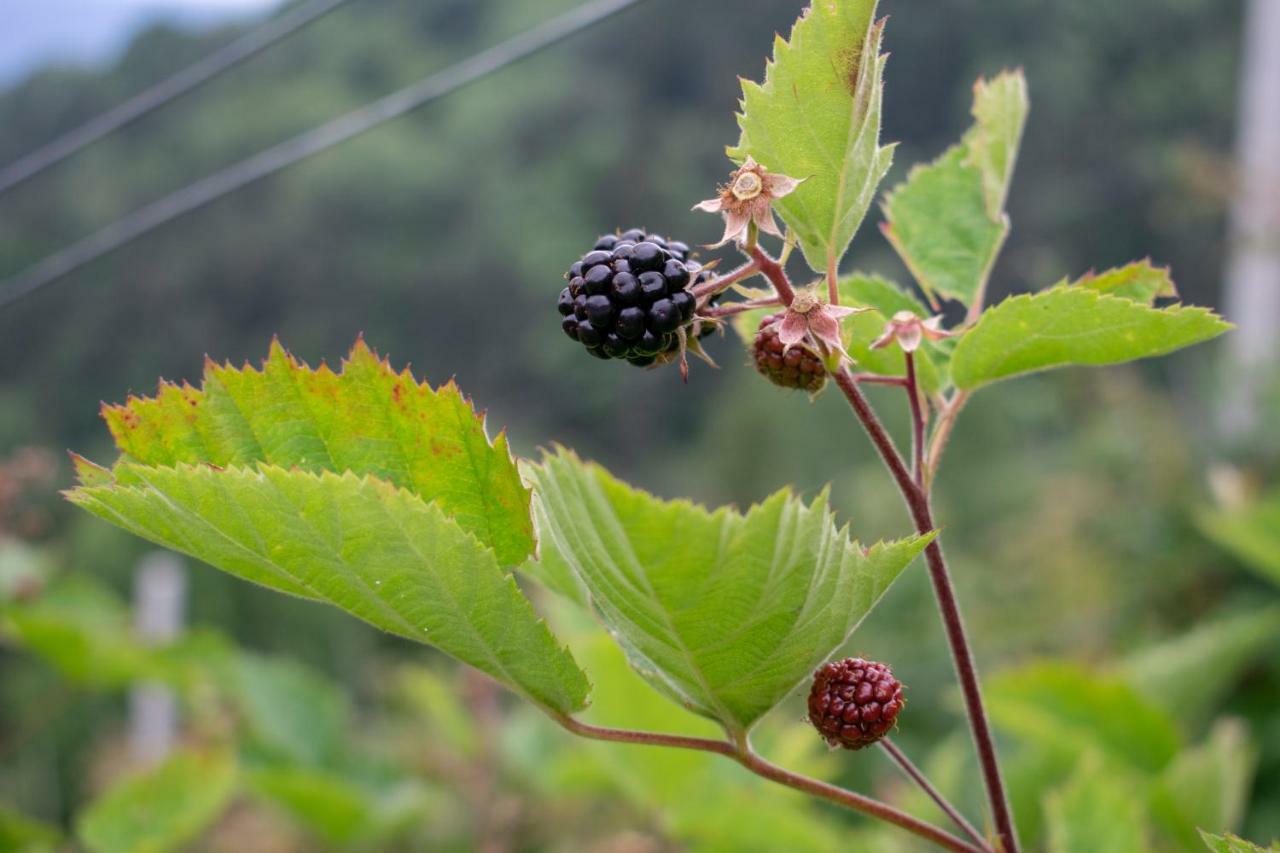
left=807, top=657, right=904, bottom=750
left=752, top=313, right=826, bottom=393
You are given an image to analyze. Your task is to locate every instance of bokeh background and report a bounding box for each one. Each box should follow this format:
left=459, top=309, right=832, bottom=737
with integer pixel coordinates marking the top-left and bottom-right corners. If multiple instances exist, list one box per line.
left=2, top=0, right=1278, bottom=850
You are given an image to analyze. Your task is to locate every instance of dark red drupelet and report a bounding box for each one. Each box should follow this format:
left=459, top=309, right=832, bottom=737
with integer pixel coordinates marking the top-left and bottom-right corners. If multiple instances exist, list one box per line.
left=752, top=313, right=826, bottom=393
left=807, top=657, right=904, bottom=750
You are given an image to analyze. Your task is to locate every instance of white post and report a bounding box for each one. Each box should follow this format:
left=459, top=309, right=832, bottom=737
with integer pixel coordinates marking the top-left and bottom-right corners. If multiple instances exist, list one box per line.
left=1220, top=0, right=1280, bottom=438
left=128, top=552, right=187, bottom=765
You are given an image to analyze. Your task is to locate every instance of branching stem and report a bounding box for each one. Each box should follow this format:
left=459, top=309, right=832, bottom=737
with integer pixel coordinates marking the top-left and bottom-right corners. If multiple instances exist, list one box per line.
left=691, top=260, right=760, bottom=301
left=555, top=716, right=984, bottom=852
left=905, top=352, right=927, bottom=487
left=830, top=368, right=1017, bottom=853
left=699, top=297, right=781, bottom=319
left=852, top=372, right=910, bottom=388
left=880, top=738, right=990, bottom=851
left=748, top=244, right=796, bottom=305
left=924, top=390, right=970, bottom=489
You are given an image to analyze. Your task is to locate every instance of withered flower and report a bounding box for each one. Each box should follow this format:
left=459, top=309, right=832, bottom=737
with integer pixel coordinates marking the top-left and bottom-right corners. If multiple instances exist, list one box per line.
left=772, top=289, right=869, bottom=360
left=694, top=156, right=803, bottom=247
left=870, top=311, right=954, bottom=352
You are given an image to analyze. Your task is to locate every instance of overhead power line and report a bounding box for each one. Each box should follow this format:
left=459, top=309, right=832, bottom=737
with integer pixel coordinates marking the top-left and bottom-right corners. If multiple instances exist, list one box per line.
left=0, top=0, right=650, bottom=312
left=0, top=0, right=351, bottom=197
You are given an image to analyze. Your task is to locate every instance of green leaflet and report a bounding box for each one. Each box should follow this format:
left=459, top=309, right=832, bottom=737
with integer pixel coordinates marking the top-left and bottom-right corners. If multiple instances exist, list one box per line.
left=245, top=767, right=407, bottom=846
left=77, top=749, right=237, bottom=853
left=1120, top=606, right=1280, bottom=728
left=986, top=662, right=1181, bottom=774
left=528, top=448, right=932, bottom=735
left=67, top=464, right=589, bottom=715
left=882, top=71, right=1028, bottom=306
left=99, top=338, right=532, bottom=567
left=1150, top=720, right=1256, bottom=851
left=1200, top=831, right=1280, bottom=852
left=1199, top=490, right=1280, bottom=588
left=729, top=0, right=892, bottom=273
left=231, top=654, right=352, bottom=767
left=1, top=576, right=229, bottom=690
left=1069, top=259, right=1178, bottom=305
left=950, top=286, right=1230, bottom=391
left=0, top=803, right=61, bottom=853
left=1045, top=753, right=1151, bottom=853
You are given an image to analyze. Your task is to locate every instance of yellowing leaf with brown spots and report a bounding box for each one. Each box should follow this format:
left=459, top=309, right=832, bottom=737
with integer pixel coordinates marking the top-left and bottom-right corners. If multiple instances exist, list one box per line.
left=98, top=338, right=532, bottom=566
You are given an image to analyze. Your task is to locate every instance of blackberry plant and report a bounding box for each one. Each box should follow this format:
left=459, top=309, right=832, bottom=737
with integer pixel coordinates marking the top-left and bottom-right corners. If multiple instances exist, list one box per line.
left=56, top=2, right=1255, bottom=852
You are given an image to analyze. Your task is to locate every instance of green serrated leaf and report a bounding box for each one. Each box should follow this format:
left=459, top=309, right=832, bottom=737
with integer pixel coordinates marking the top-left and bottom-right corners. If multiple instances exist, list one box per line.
left=96, top=339, right=532, bottom=567
left=950, top=286, right=1231, bottom=391
left=986, top=662, right=1181, bottom=773
left=1199, top=830, right=1280, bottom=852
left=1045, top=752, right=1151, bottom=853
left=882, top=71, right=1028, bottom=306
left=1199, top=491, right=1280, bottom=588
left=528, top=449, right=932, bottom=734
left=1070, top=259, right=1178, bottom=306
left=729, top=0, right=892, bottom=273
left=78, top=748, right=237, bottom=853
left=1150, top=719, right=1256, bottom=851
left=67, top=464, right=589, bottom=715
left=1120, top=607, right=1280, bottom=728
left=520, top=529, right=591, bottom=609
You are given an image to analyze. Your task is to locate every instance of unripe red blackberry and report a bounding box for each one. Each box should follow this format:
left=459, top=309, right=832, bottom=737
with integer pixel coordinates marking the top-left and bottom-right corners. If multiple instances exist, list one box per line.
left=753, top=313, right=826, bottom=392
left=558, top=229, right=712, bottom=365
left=807, top=658, right=904, bottom=750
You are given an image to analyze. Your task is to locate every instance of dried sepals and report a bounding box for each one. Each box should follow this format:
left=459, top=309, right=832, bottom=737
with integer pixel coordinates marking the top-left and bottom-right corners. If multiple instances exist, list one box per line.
left=694, top=156, right=803, bottom=248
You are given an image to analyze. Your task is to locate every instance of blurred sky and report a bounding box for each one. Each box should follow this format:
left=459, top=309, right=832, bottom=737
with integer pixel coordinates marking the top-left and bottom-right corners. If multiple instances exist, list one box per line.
left=1, top=0, right=280, bottom=88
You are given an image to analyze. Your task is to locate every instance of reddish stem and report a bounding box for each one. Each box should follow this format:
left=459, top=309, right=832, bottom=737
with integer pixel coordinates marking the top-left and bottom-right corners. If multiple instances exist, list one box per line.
left=905, top=352, right=926, bottom=487
left=831, top=367, right=1018, bottom=853
left=748, top=245, right=795, bottom=305
left=691, top=260, right=759, bottom=301
left=556, top=716, right=984, bottom=852
left=699, top=297, right=781, bottom=319
left=853, top=373, right=911, bottom=388
left=880, top=738, right=990, bottom=851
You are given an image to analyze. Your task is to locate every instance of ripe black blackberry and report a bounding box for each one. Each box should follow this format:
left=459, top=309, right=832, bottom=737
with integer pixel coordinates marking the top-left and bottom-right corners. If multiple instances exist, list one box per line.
left=753, top=313, right=827, bottom=392
left=807, top=658, right=904, bottom=750
left=558, top=228, right=712, bottom=366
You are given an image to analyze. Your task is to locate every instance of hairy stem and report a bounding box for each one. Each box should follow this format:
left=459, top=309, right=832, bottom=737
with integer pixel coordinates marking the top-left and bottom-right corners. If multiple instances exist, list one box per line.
left=748, top=244, right=796, bottom=305
left=905, top=353, right=927, bottom=487
left=925, top=390, right=969, bottom=489
left=827, top=253, right=840, bottom=304
left=880, top=738, right=990, bottom=851
left=852, top=372, right=910, bottom=388
left=699, top=297, right=781, bottom=319
left=555, top=716, right=984, bottom=852
left=691, top=260, right=760, bottom=301
left=831, top=368, right=1018, bottom=853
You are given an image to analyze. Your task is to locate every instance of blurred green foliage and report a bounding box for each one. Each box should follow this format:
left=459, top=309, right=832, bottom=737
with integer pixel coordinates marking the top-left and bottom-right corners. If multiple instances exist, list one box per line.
left=0, top=0, right=1276, bottom=849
